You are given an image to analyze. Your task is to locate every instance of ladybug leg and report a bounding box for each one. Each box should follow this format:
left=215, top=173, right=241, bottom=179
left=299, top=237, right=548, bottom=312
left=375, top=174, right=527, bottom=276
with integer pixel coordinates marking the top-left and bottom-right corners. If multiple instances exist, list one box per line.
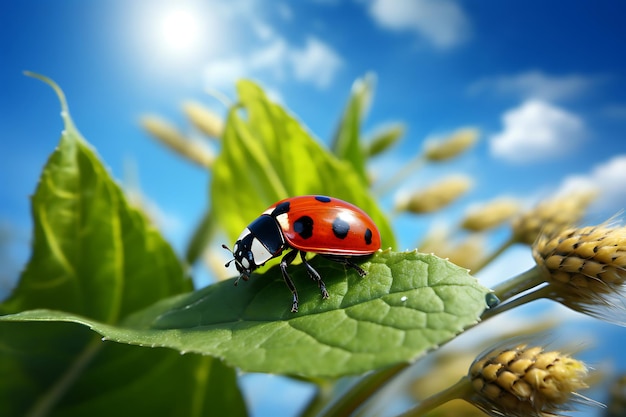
left=323, top=255, right=367, bottom=277
left=299, top=252, right=329, bottom=300
left=280, top=250, right=299, bottom=312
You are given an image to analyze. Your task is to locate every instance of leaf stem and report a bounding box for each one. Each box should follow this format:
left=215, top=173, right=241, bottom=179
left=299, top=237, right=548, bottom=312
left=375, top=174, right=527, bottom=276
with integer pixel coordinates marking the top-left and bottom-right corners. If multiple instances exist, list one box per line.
left=490, top=266, right=545, bottom=302
left=319, top=363, right=408, bottom=417
left=299, top=379, right=335, bottom=417
left=26, top=336, right=103, bottom=417
left=481, top=285, right=549, bottom=321
left=395, top=376, right=474, bottom=417
left=24, top=71, right=79, bottom=136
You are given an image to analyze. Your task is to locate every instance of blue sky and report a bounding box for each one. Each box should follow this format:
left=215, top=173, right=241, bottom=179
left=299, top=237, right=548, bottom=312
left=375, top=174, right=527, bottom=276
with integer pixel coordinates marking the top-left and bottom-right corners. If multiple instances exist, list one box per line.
left=2, top=0, right=626, bottom=415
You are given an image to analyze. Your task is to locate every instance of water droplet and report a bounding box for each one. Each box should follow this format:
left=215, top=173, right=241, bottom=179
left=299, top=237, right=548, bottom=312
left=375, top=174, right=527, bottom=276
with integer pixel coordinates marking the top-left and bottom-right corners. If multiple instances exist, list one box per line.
left=400, top=296, right=408, bottom=302
left=485, top=293, right=500, bottom=308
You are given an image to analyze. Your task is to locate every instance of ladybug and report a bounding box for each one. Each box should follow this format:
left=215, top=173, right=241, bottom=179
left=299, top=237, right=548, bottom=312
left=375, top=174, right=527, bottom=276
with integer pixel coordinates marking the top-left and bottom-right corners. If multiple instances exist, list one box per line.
left=223, top=195, right=381, bottom=312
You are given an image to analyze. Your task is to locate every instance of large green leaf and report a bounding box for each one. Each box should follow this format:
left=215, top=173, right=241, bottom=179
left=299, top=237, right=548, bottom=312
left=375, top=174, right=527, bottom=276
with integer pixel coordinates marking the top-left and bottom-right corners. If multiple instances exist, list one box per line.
left=0, top=321, right=246, bottom=417
left=1, top=250, right=490, bottom=378
left=0, top=73, right=246, bottom=417
left=0, top=76, right=191, bottom=320
left=211, top=80, right=395, bottom=251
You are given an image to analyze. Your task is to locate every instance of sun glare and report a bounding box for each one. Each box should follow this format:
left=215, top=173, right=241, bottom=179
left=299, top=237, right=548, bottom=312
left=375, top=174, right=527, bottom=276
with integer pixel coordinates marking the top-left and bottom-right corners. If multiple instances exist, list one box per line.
left=157, top=6, right=203, bottom=58
left=127, top=1, right=229, bottom=79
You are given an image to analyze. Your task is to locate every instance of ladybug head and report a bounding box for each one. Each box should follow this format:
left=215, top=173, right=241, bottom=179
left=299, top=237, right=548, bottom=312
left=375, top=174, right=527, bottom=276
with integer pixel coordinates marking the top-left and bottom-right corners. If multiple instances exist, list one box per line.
left=223, top=217, right=285, bottom=285
left=222, top=233, right=258, bottom=284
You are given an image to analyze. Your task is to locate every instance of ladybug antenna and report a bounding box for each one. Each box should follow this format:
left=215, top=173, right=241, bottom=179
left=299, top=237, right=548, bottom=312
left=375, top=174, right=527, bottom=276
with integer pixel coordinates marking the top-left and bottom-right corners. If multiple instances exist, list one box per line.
left=222, top=243, right=248, bottom=286
left=222, top=244, right=235, bottom=267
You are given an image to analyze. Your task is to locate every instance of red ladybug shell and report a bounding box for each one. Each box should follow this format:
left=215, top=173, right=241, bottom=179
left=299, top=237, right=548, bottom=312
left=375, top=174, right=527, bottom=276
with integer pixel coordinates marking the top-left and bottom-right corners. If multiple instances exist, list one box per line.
left=263, top=195, right=381, bottom=256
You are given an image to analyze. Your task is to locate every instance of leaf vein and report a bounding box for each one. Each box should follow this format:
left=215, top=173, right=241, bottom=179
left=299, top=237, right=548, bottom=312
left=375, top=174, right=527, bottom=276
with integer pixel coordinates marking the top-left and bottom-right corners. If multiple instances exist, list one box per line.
left=39, top=205, right=76, bottom=278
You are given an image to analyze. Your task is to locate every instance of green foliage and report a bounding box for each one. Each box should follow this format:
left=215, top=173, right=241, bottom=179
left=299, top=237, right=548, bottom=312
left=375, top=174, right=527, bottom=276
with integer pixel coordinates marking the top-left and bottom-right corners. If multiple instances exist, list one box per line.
left=211, top=78, right=395, bottom=250
left=0, top=73, right=493, bottom=416
left=330, top=74, right=375, bottom=184
left=0, top=108, right=191, bottom=321
left=1, top=322, right=246, bottom=417
left=2, top=250, right=489, bottom=378
left=0, top=74, right=246, bottom=417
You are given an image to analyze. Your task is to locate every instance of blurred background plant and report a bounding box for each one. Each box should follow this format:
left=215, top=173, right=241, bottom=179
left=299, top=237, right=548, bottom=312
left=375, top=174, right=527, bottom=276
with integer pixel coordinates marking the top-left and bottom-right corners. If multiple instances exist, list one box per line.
left=1, top=70, right=621, bottom=417
left=2, top=2, right=626, bottom=417
left=134, top=75, right=620, bottom=416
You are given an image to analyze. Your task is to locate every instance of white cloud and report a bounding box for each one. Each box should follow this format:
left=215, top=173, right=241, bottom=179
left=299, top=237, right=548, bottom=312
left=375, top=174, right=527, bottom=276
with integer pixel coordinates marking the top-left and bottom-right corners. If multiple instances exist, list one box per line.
left=558, top=155, right=626, bottom=215
left=204, top=36, right=343, bottom=91
left=250, top=38, right=290, bottom=78
left=196, top=2, right=344, bottom=91
left=203, top=57, right=247, bottom=91
left=366, top=0, right=471, bottom=49
left=469, top=70, right=599, bottom=101
left=249, top=18, right=275, bottom=41
left=490, top=100, right=585, bottom=163
left=203, top=39, right=290, bottom=91
left=289, top=37, right=344, bottom=89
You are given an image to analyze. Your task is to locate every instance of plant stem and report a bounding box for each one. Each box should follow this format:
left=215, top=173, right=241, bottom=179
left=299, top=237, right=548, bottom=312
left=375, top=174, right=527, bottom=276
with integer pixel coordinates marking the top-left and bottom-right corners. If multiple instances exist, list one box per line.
left=481, top=285, right=548, bottom=321
left=490, top=266, right=545, bottom=302
left=299, top=379, right=335, bottom=417
left=185, top=207, right=217, bottom=265
left=395, top=376, right=474, bottom=417
left=26, top=336, right=103, bottom=417
left=373, top=155, right=425, bottom=197
left=320, top=363, right=408, bottom=417
left=471, top=235, right=516, bottom=274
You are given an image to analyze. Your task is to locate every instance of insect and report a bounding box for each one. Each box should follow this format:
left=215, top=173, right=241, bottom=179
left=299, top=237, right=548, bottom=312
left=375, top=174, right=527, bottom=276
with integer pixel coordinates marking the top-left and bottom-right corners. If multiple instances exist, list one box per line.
left=223, top=195, right=381, bottom=312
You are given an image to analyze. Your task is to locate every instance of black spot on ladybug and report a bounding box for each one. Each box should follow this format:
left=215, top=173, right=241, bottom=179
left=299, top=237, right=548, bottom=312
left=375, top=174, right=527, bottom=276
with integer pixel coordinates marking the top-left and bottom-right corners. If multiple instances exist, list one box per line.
left=332, top=217, right=350, bottom=239
left=364, top=228, right=373, bottom=245
left=315, top=196, right=332, bottom=203
left=272, top=201, right=291, bottom=216
left=294, top=216, right=314, bottom=239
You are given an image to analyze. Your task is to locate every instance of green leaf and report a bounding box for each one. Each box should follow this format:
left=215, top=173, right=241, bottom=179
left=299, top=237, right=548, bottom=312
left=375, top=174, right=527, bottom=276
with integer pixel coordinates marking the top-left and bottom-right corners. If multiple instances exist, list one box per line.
left=0, top=73, right=246, bottom=417
left=185, top=207, right=217, bottom=264
left=1, top=74, right=192, bottom=321
left=0, top=322, right=247, bottom=417
left=330, top=73, right=375, bottom=184
left=211, top=79, right=395, bottom=251
left=1, top=250, right=490, bottom=378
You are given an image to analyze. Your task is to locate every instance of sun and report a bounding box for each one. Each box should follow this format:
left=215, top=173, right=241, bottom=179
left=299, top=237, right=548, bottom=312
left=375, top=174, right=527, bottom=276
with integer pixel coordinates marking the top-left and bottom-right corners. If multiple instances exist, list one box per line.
left=127, top=1, right=228, bottom=76
left=156, top=6, right=204, bottom=59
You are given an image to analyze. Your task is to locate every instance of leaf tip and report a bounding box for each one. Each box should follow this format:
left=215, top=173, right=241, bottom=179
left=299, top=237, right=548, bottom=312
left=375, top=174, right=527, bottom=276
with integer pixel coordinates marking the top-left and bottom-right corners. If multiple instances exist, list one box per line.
left=24, top=71, right=77, bottom=135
